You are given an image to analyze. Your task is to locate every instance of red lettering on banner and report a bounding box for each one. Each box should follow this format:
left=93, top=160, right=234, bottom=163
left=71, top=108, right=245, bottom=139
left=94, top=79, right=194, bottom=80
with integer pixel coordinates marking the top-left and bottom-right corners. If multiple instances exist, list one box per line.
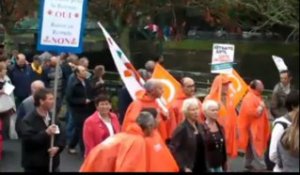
left=214, top=55, right=230, bottom=62
left=43, top=37, right=77, bottom=45
left=54, top=11, right=72, bottom=18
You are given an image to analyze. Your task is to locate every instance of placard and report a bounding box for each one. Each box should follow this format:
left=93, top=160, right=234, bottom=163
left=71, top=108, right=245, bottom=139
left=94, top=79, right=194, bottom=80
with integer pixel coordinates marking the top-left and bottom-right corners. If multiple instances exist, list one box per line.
left=37, top=0, right=87, bottom=53
left=272, top=55, right=288, bottom=72
left=211, top=44, right=235, bottom=74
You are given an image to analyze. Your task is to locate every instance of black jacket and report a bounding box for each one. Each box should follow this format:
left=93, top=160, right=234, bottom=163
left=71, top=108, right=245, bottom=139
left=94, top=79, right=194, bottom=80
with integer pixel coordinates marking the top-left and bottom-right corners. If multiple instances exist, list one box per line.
left=65, top=76, right=95, bottom=124
left=169, top=119, right=208, bottom=172
left=20, top=109, right=66, bottom=171
left=202, top=121, right=227, bottom=170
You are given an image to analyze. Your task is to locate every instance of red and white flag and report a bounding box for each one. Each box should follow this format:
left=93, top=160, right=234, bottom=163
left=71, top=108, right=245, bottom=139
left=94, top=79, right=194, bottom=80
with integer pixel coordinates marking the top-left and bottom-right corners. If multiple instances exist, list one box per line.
left=97, top=22, right=144, bottom=100
left=98, top=22, right=169, bottom=114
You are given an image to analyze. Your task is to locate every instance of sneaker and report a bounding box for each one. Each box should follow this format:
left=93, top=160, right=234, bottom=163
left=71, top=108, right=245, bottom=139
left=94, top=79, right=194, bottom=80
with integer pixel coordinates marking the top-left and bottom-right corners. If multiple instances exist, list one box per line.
left=68, top=149, right=77, bottom=154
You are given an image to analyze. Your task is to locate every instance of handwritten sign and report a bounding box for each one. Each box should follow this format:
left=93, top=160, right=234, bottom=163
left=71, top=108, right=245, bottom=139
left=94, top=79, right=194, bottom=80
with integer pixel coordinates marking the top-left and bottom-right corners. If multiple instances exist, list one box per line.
left=37, top=0, right=87, bottom=53
left=272, top=55, right=288, bottom=72
left=211, top=44, right=235, bottom=74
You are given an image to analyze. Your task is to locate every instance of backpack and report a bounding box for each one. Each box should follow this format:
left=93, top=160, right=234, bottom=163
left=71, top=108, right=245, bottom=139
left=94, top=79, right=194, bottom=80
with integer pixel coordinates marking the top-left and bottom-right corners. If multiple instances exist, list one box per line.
left=264, top=118, right=290, bottom=171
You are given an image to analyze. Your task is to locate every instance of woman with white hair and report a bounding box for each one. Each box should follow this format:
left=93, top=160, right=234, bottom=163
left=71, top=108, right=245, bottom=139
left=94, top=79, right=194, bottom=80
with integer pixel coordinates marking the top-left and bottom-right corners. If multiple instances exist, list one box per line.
left=202, top=100, right=227, bottom=172
left=169, top=98, right=208, bottom=173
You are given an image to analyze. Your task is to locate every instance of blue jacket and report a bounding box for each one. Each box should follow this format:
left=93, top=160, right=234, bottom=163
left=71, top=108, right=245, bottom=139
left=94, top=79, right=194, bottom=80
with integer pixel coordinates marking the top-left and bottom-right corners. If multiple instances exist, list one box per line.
left=8, top=64, right=31, bottom=99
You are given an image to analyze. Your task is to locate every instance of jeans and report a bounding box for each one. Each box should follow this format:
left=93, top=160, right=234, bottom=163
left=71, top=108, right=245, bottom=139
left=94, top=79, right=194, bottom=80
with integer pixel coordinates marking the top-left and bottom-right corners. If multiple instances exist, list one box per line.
left=69, top=119, right=84, bottom=156
left=65, top=108, right=74, bottom=144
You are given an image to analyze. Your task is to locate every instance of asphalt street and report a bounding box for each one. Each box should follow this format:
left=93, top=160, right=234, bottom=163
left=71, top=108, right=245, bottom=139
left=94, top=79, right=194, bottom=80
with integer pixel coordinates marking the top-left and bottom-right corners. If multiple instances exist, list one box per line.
left=0, top=139, right=247, bottom=172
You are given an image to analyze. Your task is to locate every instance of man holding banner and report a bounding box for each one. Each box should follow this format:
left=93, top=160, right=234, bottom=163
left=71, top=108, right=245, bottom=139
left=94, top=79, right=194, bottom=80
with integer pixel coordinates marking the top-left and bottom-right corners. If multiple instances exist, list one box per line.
left=270, top=70, right=295, bottom=119
left=20, top=88, right=65, bottom=172
left=36, top=0, right=88, bottom=171
left=205, top=43, right=249, bottom=160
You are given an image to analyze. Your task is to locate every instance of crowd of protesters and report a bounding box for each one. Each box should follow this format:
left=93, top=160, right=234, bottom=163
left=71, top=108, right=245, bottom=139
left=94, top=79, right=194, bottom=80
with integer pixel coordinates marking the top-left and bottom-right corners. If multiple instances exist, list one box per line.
left=0, top=48, right=298, bottom=172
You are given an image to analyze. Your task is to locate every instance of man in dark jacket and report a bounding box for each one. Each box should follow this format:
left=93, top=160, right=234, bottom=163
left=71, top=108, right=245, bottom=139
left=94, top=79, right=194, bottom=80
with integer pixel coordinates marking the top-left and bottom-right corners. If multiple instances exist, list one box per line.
left=20, top=88, right=66, bottom=172
left=8, top=53, right=31, bottom=106
left=66, top=65, right=94, bottom=156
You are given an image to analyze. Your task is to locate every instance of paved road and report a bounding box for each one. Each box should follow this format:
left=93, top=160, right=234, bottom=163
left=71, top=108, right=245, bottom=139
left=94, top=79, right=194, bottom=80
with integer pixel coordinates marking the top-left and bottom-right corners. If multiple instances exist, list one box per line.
left=0, top=139, right=247, bottom=172
left=0, top=139, right=82, bottom=172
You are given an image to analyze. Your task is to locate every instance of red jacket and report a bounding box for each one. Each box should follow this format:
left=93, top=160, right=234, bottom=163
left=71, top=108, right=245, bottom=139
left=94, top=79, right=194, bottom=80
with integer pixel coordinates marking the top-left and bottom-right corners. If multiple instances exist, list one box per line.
left=83, top=111, right=121, bottom=157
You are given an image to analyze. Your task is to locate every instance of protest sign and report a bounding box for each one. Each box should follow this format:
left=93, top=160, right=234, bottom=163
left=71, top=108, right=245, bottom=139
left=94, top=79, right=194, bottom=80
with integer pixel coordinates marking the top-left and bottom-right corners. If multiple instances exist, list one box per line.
left=211, top=44, right=235, bottom=74
left=37, top=0, right=87, bottom=53
left=272, top=55, right=288, bottom=72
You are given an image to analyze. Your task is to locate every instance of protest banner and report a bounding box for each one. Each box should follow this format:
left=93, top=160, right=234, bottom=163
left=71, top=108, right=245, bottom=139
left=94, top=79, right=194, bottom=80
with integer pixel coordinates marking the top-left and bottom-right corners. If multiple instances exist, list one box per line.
left=211, top=44, right=235, bottom=74
left=37, top=0, right=87, bottom=53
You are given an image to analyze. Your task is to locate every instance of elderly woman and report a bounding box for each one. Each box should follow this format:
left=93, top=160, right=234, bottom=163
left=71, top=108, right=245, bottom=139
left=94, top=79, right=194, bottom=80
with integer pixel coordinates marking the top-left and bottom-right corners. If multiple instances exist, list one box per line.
left=169, top=98, right=208, bottom=173
left=202, top=100, right=227, bottom=172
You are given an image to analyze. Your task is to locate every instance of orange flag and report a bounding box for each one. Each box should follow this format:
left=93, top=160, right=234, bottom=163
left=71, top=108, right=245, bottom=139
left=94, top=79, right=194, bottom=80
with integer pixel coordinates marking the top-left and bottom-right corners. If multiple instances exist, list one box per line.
left=152, top=64, right=182, bottom=107
left=225, top=69, right=248, bottom=107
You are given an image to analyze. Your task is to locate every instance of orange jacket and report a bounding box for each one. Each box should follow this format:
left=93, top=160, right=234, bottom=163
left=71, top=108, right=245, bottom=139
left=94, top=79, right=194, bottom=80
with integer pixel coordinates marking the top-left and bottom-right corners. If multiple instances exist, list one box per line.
left=80, top=123, right=179, bottom=172
left=122, top=93, right=177, bottom=141
left=145, top=130, right=179, bottom=172
left=80, top=126, right=147, bottom=172
left=172, top=90, right=204, bottom=125
left=238, top=88, right=271, bottom=157
left=204, top=74, right=238, bottom=158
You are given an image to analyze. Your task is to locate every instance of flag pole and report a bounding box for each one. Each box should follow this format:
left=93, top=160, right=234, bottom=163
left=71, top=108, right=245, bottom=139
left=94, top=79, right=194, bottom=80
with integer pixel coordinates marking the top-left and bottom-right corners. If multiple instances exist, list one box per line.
left=49, top=54, right=60, bottom=172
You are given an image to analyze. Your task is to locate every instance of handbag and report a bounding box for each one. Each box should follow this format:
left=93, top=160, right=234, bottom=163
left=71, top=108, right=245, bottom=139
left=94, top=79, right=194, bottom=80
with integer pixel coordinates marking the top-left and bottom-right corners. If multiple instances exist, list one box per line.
left=0, top=94, right=15, bottom=113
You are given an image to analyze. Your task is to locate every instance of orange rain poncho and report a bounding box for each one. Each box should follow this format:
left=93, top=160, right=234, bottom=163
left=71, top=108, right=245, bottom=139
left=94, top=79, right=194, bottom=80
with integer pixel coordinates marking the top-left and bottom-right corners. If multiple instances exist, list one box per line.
left=172, top=90, right=204, bottom=126
left=238, top=88, right=271, bottom=157
left=122, top=92, right=177, bottom=141
left=80, top=123, right=179, bottom=172
left=204, top=74, right=238, bottom=158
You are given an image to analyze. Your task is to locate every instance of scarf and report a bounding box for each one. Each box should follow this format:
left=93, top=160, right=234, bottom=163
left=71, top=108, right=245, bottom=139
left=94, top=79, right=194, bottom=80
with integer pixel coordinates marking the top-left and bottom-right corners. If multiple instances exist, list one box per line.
left=31, top=64, right=43, bottom=75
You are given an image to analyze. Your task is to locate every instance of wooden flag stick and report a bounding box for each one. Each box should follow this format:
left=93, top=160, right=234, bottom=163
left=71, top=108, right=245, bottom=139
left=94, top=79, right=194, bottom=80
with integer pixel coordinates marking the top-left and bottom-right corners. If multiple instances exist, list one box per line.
left=49, top=54, right=60, bottom=172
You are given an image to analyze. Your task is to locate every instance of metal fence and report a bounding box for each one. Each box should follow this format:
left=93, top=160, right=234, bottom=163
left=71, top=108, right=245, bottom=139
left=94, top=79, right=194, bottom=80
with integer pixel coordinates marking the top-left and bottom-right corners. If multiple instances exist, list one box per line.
left=103, top=69, right=273, bottom=102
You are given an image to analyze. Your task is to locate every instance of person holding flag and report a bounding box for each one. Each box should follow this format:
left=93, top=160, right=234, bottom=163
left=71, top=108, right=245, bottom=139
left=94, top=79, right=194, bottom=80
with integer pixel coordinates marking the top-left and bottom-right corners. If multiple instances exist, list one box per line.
left=97, top=22, right=176, bottom=142
left=122, top=79, right=176, bottom=142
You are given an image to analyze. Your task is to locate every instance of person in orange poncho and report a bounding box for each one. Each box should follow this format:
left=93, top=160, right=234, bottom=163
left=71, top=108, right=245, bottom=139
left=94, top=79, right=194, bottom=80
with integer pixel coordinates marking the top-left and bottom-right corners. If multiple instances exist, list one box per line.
left=79, top=111, right=179, bottom=172
left=204, top=74, right=238, bottom=158
left=238, top=80, right=270, bottom=171
left=172, top=77, right=204, bottom=126
left=122, top=79, right=177, bottom=142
